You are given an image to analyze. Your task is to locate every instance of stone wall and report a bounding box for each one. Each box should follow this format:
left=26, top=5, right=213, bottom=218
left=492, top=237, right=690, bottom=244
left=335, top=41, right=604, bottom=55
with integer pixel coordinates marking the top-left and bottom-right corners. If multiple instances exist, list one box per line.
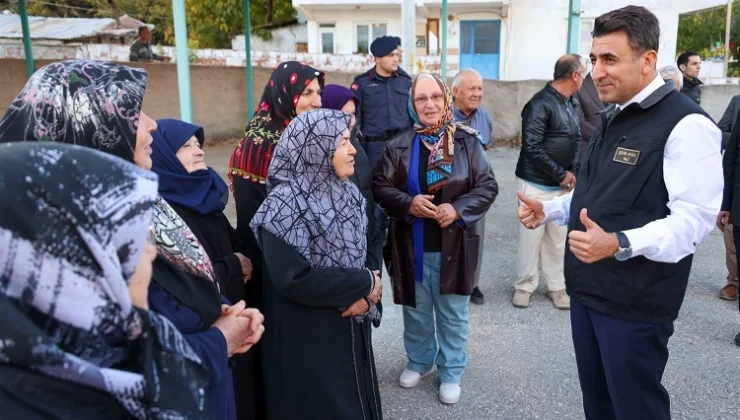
left=2, top=59, right=739, bottom=143
left=0, top=42, right=440, bottom=73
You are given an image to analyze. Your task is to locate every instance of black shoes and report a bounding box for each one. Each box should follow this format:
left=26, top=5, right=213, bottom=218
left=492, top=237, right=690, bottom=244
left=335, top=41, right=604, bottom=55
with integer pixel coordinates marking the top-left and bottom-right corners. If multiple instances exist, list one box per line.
left=470, top=287, right=484, bottom=305
left=734, top=331, right=740, bottom=347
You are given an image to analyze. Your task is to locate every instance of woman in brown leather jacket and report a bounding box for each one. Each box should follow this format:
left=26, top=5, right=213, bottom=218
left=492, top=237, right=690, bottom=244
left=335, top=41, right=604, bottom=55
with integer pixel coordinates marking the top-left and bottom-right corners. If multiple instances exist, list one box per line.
left=373, top=72, right=498, bottom=405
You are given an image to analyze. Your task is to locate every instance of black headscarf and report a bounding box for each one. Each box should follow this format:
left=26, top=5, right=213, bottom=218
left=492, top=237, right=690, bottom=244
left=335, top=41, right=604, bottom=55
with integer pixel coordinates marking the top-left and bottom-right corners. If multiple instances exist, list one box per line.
left=0, top=142, right=208, bottom=419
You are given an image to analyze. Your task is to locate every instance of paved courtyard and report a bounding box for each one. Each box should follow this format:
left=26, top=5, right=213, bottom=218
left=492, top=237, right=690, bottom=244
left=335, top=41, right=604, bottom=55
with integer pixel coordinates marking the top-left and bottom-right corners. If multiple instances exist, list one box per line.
left=208, top=143, right=739, bottom=420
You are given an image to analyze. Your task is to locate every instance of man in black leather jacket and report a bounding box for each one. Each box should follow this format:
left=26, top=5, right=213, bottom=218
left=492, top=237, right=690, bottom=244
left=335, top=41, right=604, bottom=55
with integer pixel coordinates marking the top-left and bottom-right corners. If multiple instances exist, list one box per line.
left=513, top=54, right=584, bottom=311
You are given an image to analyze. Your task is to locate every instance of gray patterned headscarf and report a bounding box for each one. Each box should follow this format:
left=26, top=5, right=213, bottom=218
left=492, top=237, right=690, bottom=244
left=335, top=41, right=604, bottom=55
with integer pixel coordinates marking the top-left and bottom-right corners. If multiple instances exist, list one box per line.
left=0, top=142, right=208, bottom=419
left=252, top=109, right=367, bottom=268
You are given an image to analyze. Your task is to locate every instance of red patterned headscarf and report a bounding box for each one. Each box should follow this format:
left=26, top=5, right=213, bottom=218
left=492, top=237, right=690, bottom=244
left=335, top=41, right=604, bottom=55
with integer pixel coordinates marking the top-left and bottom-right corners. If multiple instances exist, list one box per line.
left=228, top=61, right=325, bottom=187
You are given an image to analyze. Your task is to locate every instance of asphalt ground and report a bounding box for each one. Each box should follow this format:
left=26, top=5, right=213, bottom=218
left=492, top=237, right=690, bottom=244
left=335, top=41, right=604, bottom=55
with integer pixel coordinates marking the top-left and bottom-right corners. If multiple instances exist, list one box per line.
left=208, top=143, right=740, bottom=420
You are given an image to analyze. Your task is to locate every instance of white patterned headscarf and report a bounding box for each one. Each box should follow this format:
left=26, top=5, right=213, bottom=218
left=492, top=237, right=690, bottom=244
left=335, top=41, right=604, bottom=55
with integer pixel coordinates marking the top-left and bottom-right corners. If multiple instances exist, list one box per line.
left=252, top=109, right=367, bottom=268
left=0, top=142, right=208, bottom=419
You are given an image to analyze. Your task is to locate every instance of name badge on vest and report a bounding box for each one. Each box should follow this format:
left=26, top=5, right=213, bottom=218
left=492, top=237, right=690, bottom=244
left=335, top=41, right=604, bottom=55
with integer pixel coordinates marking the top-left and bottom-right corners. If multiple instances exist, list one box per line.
left=613, top=147, right=640, bottom=165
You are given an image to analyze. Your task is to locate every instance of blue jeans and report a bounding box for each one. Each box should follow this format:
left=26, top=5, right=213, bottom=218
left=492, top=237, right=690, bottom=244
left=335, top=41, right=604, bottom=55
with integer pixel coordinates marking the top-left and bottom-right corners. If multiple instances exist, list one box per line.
left=402, top=252, right=470, bottom=384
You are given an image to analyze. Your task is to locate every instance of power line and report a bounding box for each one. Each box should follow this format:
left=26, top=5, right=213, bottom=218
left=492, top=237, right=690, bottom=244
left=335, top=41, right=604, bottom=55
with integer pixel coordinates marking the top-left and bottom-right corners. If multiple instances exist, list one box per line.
left=22, top=0, right=173, bottom=20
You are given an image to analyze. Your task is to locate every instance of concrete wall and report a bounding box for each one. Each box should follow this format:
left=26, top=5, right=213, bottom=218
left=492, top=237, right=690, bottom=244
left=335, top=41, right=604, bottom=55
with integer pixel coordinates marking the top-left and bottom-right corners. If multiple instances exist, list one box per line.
left=232, top=25, right=308, bottom=52
left=2, top=59, right=739, bottom=143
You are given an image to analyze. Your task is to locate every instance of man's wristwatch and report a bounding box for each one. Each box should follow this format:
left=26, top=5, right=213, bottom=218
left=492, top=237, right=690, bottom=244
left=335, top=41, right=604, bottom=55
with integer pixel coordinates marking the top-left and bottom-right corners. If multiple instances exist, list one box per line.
left=614, top=232, right=632, bottom=261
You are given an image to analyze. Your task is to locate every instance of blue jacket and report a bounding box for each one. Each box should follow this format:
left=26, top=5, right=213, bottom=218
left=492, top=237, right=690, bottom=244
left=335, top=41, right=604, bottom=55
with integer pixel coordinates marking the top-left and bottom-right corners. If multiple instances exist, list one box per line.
left=149, top=283, right=236, bottom=420
left=352, top=67, right=413, bottom=137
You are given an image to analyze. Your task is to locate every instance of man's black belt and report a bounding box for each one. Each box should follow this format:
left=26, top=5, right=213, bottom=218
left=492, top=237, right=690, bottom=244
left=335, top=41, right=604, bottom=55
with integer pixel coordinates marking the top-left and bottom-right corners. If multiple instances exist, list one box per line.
left=364, top=129, right=402, bottom=143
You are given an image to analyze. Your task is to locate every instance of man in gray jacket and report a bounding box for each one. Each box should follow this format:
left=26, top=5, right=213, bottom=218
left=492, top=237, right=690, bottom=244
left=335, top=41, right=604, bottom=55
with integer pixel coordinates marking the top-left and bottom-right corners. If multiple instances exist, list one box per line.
left=452, top=68, right=493, bottom=305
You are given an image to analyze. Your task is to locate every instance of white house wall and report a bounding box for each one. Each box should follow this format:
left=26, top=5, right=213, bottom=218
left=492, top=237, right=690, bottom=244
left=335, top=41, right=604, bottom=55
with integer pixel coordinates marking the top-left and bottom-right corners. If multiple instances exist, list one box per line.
left=307, top=9, right=402, bottom=55
left=232, top=25, right=308, bottom=52
left=497, top=0, right=708, bottom=80
left=300, top=0, right=730, bottom=80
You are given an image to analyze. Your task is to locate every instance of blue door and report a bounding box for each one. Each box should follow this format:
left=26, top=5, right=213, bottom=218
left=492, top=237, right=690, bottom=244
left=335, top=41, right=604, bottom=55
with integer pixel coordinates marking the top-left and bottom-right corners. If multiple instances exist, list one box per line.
left=460, top=20, right=501, bottom=80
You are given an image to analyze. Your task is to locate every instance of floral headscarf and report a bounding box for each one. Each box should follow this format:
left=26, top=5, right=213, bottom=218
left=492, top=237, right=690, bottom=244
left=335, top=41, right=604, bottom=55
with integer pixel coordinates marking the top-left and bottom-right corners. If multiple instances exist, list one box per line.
left=228, top=61, right=325, bottom=186
left=0, top=142, right=208, bottom=419
left=0, top=59, right=218, bottom=286
left=408, top=72, right=480, bottom=193
left=0, top=59, right=146, bottom=161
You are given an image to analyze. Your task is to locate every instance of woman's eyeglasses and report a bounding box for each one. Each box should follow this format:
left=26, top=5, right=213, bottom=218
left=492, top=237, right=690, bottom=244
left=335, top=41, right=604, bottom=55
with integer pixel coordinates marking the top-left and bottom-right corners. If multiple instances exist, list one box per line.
left=414, top=93, right=445, bottom=105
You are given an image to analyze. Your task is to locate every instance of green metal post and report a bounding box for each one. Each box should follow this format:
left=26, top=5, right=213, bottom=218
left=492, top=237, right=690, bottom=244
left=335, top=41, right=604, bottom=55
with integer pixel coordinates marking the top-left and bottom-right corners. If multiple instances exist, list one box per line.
left=19, top=0, right=34, bottom=78
left=243, top=0, right=254, bottom=118
left=441, top=0, right=448, bottom=81
left=171, top=0, right=193, bottom=123
left=566, top=0, right=582, bottom=54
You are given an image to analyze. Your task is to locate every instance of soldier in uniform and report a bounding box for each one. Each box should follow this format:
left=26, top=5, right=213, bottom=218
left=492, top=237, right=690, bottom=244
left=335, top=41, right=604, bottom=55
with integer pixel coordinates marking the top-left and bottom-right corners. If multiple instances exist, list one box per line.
left=352, top=35, right=413, bottom=253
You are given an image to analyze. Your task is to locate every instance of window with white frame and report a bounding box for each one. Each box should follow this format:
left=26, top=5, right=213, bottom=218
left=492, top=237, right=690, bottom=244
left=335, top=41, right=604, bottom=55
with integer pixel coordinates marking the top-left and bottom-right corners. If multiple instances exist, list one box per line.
left=319, top=23, right=336, bottom=54
left=356, top=23, right=387, bottom=54
left=579, top=19, right=594, bottom=58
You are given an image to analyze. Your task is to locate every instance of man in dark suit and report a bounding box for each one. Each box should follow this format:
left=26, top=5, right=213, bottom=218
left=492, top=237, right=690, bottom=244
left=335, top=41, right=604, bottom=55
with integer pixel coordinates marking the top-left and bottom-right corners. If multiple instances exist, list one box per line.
left=574, top=72, right=605, bottom=150
left=718, top=100, right=740, bottom=347
left=718, top=95, right=740, bottom=146
left=716, top=95, right=740, bottom=301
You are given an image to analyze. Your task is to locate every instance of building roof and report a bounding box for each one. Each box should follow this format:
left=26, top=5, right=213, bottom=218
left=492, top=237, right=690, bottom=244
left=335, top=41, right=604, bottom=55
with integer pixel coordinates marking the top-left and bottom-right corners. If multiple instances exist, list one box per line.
left=0, top=12, right=152, bottom=41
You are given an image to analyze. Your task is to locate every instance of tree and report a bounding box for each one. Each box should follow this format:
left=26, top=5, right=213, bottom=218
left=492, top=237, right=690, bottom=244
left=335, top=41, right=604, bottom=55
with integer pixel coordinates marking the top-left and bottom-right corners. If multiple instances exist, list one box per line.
left=18, top=0, right=99, bottom=18
left=184, top=0, right=297, bottom=47
left=678, top=2, right=740, bottom=60
left=3, top=0, right=297, bottom=49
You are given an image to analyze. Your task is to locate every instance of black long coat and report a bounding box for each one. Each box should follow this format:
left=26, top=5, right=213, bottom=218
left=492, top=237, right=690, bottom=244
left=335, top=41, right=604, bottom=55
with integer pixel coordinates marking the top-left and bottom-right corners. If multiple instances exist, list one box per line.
left=258, top=229, right=382, bottom=420
left=167, top=201, right=265, bottom=420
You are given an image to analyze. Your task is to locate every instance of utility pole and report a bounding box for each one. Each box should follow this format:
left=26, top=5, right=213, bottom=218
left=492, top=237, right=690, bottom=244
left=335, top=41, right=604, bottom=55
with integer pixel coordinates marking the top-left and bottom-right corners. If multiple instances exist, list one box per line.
left=566, top=0, right=582, bottom=54
left=441, top=0, right=448, bottom=80
left=243, top=0, right=254, bottom=118
left=109, top=0, right=121, bottom=27
left=19, top=0, right=34, bottom=78
left=402, top=0, right=415, bottom=73
left=725, top=0, right=733, bottom=79
left=171, top=0, right=193, bottom=123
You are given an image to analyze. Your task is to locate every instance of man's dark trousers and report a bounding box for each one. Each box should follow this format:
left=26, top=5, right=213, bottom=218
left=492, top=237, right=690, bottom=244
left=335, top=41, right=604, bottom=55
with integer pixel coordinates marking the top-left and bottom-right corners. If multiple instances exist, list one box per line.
left=365, top=141, right=389, bottom=244
left=570, top=298, right=674, bottom=420
left=734, top=226, right=740, bottom=313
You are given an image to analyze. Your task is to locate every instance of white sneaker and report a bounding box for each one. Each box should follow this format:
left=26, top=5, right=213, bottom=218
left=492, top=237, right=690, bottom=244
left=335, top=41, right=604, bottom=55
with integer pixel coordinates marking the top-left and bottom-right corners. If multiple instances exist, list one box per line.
left=399, top=367, right=435, bottom=388
left=439, top=383, right=461, bottom=404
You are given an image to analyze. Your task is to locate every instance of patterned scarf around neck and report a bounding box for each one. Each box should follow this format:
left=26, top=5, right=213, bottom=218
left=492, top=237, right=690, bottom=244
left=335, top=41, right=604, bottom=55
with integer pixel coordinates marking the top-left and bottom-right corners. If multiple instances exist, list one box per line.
left=152, top=197, right=217, bottom=284
left=408, top=72, right=480, bottom=193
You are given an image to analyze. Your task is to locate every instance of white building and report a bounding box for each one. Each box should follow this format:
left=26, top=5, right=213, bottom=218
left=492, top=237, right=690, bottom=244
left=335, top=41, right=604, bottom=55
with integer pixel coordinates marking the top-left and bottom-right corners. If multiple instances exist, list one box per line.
left=293, top=0, right=728, bottom=80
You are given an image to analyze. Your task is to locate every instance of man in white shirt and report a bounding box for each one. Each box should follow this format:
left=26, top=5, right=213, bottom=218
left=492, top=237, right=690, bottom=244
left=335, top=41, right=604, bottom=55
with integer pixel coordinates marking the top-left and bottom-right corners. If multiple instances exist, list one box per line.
left=517, top=6, right=722, bottom=420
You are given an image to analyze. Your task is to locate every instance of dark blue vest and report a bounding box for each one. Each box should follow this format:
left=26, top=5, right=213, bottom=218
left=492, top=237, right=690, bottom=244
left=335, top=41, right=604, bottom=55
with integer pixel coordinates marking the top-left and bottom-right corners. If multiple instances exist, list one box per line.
left=565, top=82, right=709, bottom=324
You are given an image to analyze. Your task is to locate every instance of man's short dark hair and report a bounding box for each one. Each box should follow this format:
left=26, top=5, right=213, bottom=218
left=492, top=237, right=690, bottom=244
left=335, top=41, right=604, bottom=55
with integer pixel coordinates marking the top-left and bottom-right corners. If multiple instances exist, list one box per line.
left=138, top=26, right=149, bottom=35
left=592, top=6, right=660, bottom=55
left=677, top=51, right=700, bottom=68
left=553, top=54, right=584, bottom=81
